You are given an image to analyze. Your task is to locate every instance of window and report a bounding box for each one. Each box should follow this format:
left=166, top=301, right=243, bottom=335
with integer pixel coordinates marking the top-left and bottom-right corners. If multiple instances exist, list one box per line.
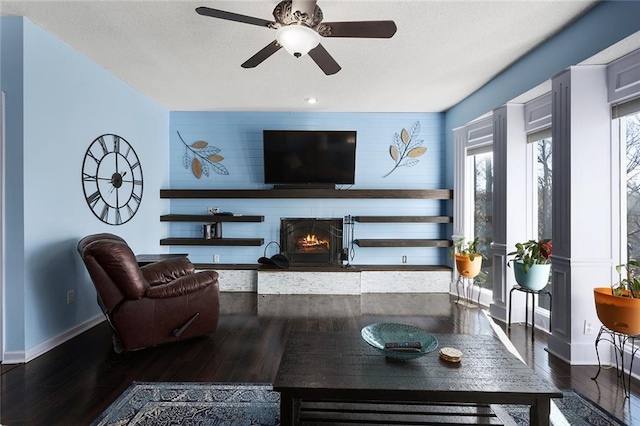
left=623, top=112, right=640, bottom=261
left=534, top=136, right=552, bottom=310
left=468, top=148, right=493, bottom=290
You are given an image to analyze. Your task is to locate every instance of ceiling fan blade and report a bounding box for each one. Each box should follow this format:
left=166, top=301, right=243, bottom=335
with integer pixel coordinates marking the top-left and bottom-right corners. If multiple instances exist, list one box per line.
left=195, top=6, right=275, bottom=28
left=321, top=21, right=397, bottom=38
left=292, top=0, right=317, bottom=17
left=241, top=41, right=282, bottom=68
left=308, top=44, right=341, bottom=75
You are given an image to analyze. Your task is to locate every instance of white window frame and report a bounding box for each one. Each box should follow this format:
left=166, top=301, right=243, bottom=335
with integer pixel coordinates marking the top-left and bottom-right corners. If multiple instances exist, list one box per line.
left=524, top=93, right=553, bottom=321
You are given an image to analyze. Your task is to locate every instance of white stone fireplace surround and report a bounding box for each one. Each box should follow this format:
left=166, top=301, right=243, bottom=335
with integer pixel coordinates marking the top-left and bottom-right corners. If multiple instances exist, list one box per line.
left=208, top=267, right=452, bottom=295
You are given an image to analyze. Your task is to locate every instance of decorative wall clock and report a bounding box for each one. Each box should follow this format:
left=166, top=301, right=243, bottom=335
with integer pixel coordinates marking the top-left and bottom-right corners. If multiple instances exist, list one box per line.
left=82, top=134, right=143, bottom=225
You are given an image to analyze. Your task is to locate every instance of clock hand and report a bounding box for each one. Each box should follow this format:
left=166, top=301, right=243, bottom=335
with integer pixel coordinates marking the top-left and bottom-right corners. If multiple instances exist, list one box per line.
left=107, top=171, right=127, bottom=196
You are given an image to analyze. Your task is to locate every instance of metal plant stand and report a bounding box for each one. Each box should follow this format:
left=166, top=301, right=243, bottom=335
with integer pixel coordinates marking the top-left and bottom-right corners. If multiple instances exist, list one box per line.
left=592, top=325, right=640, bottom=398
left=508, top=285, right=552, bottom=341
left=456, top=275, right=481, bottom=307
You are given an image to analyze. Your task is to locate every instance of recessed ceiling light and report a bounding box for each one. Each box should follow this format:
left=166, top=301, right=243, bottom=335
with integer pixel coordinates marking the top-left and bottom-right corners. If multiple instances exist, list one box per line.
left=305, top=97, right=318, bottom=104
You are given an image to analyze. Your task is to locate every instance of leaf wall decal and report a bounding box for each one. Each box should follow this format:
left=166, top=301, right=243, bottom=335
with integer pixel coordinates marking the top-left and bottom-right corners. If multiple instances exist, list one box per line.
left=407, top=146, right=427, bottom=158
left=409, top=121, right=421, bottom=140
left=211, top=163, right=230, bottom=175
left=192, top=141, right=208, bottom=149
left=383, top=120, right=427, bottom=178
left=201, top=161, right=210, bottom=177
left=177, top=130, right=230, bottom=179
left=390, top=145, right=399, bottom=161
left=401, top=128, right=410, bottom=144
left=191, top=157, right=203, bottom=179
left=200, top=147, right=221, bottom=156
left=182, top=151, right=190, bottom=169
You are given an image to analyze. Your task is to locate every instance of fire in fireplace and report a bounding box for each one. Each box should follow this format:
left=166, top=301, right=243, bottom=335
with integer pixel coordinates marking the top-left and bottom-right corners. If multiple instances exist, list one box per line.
left=280, top=218, right=343, bottom=266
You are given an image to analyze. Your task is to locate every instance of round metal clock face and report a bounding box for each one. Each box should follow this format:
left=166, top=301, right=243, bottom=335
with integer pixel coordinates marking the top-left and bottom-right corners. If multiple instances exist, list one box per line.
left=82, top=134, right=143, bottom=225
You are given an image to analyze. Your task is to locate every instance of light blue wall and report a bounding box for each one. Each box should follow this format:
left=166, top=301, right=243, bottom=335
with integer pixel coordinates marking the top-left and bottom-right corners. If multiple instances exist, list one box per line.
left=169, top=112, right=449, bottom=265
left=1, top=17, right=27, bottom=352
left=443, top=0, right=640, bottom=188
left=2, top=17, right=169, bottom=354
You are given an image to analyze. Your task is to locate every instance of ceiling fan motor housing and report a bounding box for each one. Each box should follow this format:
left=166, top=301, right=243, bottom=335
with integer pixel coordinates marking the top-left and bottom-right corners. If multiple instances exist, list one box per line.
left=273, top=1, right=324, bottom=30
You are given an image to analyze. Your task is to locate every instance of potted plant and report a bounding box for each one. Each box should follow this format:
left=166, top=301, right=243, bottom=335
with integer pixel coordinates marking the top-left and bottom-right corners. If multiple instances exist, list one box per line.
left=507, top=239, right=552, bottom=291
left=451, top=237, right=484, bottom=278
left=594, top=260, right=640, bottom=335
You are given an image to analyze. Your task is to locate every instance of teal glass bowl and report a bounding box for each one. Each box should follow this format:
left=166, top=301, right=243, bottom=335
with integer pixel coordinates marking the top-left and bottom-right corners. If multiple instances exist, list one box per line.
left=361, top=323, right=438, bottom=360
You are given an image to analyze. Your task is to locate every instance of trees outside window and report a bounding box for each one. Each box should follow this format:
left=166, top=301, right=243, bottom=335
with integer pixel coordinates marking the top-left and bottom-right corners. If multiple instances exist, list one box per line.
left=471, top=151, right=493, bottom=290
left=536, top=137, right=552, bottom=310
left=624, top=113, right=640, bottom=261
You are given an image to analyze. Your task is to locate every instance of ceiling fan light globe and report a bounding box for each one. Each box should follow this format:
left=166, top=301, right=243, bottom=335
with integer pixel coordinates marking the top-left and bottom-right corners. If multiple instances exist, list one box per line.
left=276, top=25, right=320, bottom=58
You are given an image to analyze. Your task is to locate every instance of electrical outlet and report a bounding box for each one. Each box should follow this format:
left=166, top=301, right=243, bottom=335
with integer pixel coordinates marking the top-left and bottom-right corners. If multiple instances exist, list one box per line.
left=584, top=320, right=593, bottom=334
left=402, top=255, right=407, bottom=264
left=66, top=290, right=75, bottom=305
left=207, top=206, right=219, bottom=214
left=214, top=254, right=220, bottom=263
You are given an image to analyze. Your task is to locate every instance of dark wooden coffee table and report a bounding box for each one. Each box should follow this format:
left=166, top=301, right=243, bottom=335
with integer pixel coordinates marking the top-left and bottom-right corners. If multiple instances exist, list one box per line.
left=274, top=331, right=562, bottom=425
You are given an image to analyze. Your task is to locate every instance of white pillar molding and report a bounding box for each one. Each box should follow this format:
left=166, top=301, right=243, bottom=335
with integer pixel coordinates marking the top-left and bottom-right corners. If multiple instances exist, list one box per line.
left=452, top=127, right=467, bottom=240
left=547, top=65, right=615, bottom=365
left=490, top=104, right=528, bottom=324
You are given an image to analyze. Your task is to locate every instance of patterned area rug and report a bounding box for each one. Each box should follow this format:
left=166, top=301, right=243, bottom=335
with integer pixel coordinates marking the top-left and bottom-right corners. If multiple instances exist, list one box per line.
left=91, top=382, right=624, bottom=426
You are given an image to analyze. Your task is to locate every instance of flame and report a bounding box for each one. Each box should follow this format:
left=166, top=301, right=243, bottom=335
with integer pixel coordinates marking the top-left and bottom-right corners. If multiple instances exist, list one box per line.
left=297, top=233, right=329, bottom=251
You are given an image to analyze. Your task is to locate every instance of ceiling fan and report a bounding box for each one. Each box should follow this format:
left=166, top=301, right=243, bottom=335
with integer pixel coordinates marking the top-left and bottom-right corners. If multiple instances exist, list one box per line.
left=196, top=0, right=397, bottom=75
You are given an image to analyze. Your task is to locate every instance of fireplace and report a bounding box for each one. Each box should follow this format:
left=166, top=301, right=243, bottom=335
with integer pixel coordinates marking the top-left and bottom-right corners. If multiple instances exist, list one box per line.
left=280, top=218, right=343, bottom=266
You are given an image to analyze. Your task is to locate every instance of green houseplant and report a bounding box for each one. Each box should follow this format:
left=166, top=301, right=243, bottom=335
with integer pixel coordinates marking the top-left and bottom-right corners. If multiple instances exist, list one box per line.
left=594, top=260, right=640, bottom=335
left=508, top=239, right=552, bottom=291
left=451, top=237, right=485, bottom=278
left=613, top=260, right=640, bottom=298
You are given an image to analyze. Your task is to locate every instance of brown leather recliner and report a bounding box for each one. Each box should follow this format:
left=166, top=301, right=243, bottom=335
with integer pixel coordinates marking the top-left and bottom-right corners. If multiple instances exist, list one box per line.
left=78, top=233, right=220, bottom=352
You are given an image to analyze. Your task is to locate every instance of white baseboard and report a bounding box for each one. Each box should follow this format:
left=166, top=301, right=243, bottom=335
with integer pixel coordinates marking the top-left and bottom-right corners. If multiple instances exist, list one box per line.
left=2, top=314, right=105, bottom=364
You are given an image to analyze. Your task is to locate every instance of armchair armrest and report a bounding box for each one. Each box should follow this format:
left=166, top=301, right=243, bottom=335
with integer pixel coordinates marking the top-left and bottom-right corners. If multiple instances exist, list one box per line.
left=145, top=270, right=219, bottom=299
left=141, top=257, right=196, bottom=285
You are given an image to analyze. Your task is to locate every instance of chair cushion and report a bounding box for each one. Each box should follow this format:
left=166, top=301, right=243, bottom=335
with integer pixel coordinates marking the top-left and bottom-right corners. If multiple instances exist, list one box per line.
left=84, top=239, right=148, bottom=299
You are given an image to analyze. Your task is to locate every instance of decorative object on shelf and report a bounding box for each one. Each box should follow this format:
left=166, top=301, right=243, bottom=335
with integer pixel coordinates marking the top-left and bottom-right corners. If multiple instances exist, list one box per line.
left=360, top=323, right=438, bottom=360
left=81, top=134, right=143, bottom=225
left=257, top=241, right=290, bottom=269
left=177, top=131, right=228, bottom=179
left=508, top=239, right=552, bottom=291
left=382, top=121, right=427, bottom=178
left=593, top=260, right=640, bottom=335
left=450, top=237, right=484, bottom=278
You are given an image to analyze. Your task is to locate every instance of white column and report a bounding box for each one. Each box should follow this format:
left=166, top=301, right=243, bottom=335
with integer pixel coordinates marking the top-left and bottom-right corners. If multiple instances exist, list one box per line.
left=490, top=104, right=528, bottom=323
left=548, top=65, right=613, bottom=365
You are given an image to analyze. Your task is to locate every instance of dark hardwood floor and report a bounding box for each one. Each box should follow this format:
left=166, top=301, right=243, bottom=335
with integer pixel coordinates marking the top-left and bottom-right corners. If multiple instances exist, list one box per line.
left=1, top=293, right=639, bottom=425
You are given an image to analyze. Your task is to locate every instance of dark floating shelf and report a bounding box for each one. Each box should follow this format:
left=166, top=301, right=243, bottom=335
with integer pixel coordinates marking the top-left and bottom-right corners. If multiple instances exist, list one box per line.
left=160, top=189, right=453, bottom=200
left=192, top=263, right=453, bottom=272
left=160, top=238, right=264, bottom=246
left=160, top=214, right=264, bottom=222
left=354, top=239, right=452, bottom=248
left=354, top=216, right=452, bottom=223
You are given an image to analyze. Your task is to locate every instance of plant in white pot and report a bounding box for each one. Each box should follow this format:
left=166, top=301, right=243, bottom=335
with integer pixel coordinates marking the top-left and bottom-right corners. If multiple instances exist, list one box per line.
left=508, top=239, right=552, bottom=291
left=451, top=237, right=485, bottom=278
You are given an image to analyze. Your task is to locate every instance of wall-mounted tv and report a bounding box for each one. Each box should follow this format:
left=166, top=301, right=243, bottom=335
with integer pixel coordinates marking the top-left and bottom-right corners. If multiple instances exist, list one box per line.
left=263, top=130, right=357, bottom=186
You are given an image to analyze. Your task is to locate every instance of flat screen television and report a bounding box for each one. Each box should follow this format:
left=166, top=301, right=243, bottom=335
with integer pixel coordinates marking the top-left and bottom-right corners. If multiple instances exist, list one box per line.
left=263, top=130, right=357, bottom=186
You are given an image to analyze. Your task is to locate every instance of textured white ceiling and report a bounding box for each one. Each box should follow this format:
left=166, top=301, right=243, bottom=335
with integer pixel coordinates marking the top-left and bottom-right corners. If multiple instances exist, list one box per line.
left=1, top=0, right=603, bottom=112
